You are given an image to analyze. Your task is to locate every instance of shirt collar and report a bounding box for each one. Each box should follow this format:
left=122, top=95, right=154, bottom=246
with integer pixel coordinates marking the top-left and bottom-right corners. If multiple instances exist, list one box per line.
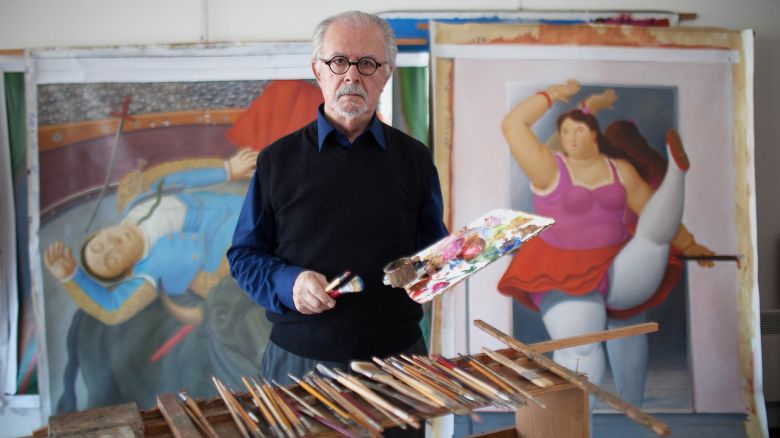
left=316, top=104, right=386, bottom=151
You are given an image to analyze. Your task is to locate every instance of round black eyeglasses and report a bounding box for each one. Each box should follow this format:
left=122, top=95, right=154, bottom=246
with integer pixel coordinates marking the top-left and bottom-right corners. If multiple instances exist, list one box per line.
left=319, top=56, right=385, bottom=76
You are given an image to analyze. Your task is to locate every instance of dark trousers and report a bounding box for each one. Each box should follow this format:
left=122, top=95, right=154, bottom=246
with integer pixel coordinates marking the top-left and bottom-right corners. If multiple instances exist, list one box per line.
left=261, top=338, right=428, bottom=438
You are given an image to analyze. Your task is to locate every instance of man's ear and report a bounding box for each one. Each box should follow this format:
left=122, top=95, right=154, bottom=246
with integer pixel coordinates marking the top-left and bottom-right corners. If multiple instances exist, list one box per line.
left=381, top=64, right=393, bottom=86
left=312, top=62, right=321, bottom=83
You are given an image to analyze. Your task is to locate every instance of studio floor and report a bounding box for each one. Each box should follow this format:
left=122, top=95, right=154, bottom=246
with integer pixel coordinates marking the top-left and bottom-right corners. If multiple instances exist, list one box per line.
left=453, top=412, right=748, bottom=438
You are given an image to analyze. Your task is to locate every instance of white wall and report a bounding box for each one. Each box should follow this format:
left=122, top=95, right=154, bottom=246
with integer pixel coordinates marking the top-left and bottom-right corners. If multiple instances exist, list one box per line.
left=0, top=0, right=778, bottom=436
left=6, top=0, right=772, bottom=295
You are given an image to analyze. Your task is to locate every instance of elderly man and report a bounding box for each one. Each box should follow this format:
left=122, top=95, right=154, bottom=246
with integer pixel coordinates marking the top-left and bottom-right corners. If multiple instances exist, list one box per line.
left=228, top=10, right=447, bottom=389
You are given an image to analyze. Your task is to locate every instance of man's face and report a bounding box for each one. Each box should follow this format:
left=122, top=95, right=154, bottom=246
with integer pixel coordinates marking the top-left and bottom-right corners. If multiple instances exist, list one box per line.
left=84, top=223, right=143, bottom=280
left=313, top=22, right=391, bottom=121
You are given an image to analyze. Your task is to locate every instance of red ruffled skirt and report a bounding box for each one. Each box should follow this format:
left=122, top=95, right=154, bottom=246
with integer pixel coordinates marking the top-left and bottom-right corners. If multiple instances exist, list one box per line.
left=498, top=236, right=682, bottom=319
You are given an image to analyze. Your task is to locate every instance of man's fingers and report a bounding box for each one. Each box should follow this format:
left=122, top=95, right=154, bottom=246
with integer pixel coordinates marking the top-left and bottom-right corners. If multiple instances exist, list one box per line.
left=304, top=289, right=336, bottom=313
left=301, top=288, right=335, bottom=313
left=296, top=303, right=315, bottom=315
left=293, top=270, right=338, bottom=314
left=295, top=291, right=332, bottom=314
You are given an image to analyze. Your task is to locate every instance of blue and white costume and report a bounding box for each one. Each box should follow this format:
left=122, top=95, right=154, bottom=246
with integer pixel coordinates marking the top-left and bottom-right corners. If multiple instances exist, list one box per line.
left=63, top=165, right=242, bottom=324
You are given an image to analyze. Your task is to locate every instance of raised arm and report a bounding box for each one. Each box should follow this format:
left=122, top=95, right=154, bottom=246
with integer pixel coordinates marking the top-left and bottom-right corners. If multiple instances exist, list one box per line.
left=501, top=80, right=580, bottom=190
left=119, top=150, right=259, bottom=212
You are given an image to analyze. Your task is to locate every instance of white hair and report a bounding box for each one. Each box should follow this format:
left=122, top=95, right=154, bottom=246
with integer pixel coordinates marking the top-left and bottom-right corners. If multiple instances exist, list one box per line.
left=311, top=11, right=397, bottom=69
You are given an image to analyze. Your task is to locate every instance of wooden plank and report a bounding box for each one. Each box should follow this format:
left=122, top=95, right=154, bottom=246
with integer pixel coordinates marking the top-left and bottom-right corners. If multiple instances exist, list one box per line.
left=157, top=393, right=201, bottom=438
left=463, top=323, right=658, bottom=368
left=528, top=322, right=658, bottom=354
left=49, top=402, right=143, bottom=437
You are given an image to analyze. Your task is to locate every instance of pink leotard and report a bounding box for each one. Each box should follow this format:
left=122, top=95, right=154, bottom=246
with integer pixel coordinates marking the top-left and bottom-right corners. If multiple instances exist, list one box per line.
left=535, top=153, right=629, bottom=249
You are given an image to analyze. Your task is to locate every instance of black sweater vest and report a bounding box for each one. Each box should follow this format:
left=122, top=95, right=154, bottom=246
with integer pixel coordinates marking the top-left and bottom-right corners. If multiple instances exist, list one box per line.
left=258, top=121, right=434, bottom=361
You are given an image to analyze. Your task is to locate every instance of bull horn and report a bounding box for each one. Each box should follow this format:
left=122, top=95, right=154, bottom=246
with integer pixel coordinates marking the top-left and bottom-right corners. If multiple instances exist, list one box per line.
left=160, top=293, right=204, bottom=326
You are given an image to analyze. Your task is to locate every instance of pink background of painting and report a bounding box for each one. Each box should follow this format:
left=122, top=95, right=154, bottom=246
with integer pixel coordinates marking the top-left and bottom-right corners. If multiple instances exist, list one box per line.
left=449, top=56, right=742, bottom=412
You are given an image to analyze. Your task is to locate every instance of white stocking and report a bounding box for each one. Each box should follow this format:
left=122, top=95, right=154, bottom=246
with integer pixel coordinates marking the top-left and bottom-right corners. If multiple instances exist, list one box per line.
left=541, top=291, right=607, bottom=425
left=606, top=313, right=648, bottom=406
left=540, top=291, right=607, bottom=386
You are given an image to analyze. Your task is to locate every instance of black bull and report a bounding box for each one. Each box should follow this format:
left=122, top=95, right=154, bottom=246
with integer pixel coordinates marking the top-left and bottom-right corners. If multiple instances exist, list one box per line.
left=57, top=279, right=270, bottom=412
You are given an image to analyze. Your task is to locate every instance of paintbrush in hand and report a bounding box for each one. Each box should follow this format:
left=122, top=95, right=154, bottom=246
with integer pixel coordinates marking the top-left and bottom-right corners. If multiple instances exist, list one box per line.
left=328, top=275, right=364, bottom=298
left=324, top=271, right=352, bottom=291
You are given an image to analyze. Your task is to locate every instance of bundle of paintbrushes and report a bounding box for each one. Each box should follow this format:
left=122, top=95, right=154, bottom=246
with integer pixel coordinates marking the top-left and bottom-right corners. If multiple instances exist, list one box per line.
left=324, top=270, right=364, bottom=298
left=201, top=323, right=672, bottom=436
left=207, top=351, right=557, bottom=437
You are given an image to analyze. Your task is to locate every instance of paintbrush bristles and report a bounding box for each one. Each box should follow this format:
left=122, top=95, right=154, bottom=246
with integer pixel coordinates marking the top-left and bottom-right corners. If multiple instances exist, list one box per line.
left=336, top=276, right=364, bottom=293
left=328, top=276, right=365, bottom=298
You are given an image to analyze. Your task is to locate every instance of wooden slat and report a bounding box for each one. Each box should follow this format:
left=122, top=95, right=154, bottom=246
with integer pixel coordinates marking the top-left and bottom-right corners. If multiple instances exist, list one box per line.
left=49, top=402, right=143, bottom=437
left=157, top=393, right=201, bottom=438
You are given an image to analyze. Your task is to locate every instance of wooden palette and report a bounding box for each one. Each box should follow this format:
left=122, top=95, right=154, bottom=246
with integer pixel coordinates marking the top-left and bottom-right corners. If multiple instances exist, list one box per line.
left=383, top=209, right=554, bottom=303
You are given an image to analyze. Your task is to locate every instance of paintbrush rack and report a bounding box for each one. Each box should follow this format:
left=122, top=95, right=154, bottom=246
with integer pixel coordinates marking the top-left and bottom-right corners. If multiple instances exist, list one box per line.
left=31, top=322, right=664, bottom=438
left=30, top=348, right=576, bottom=438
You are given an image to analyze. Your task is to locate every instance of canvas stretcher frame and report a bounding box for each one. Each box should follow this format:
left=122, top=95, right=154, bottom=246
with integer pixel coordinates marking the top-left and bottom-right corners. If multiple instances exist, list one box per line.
left=428, top=21, right=764, bottom=435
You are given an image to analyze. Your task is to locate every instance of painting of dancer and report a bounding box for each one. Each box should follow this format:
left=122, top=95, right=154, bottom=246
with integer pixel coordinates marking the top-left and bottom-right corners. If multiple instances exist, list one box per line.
left=499, top=80, right=716, bottom=409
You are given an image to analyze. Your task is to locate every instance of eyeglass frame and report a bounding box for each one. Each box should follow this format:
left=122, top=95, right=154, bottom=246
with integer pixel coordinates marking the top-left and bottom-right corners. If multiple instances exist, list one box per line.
left=318, top=55, right=387, bottom=76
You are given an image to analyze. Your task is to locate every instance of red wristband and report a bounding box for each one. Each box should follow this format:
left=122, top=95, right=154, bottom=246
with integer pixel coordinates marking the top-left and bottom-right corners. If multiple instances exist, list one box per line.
left=537, top=91, right=552, bottom=108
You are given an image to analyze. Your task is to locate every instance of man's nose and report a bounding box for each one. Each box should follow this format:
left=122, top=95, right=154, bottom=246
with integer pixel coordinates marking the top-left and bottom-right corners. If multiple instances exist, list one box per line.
left=344, top=63, right=361, bottom=81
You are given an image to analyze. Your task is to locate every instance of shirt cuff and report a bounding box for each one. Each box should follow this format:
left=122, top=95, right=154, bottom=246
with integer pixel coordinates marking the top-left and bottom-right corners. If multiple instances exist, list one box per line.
left=276, top=265, right=305, bottom=311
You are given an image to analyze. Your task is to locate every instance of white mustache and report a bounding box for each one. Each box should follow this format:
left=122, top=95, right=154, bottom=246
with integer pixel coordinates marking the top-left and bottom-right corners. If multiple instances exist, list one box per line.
left=336, top=84, right=367, bottom=100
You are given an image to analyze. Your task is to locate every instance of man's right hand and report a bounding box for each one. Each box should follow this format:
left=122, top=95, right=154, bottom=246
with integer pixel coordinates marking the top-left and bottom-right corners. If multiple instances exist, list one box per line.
left=44, top=241, right=77, bottom=281
left=292, top=271, right=336, bottom=314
